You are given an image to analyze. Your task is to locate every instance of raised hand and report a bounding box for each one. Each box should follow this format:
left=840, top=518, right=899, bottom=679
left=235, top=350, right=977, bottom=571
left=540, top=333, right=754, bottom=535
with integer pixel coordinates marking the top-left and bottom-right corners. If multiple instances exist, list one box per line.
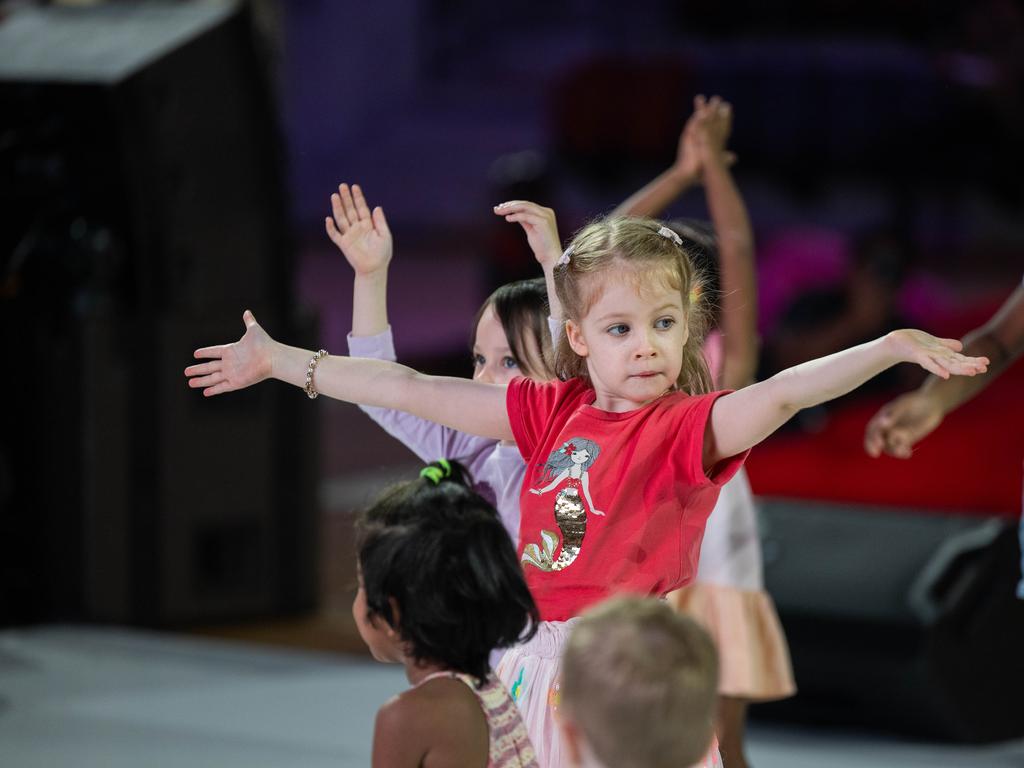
left=493, top=200, right=562, bottom=269
left=864, top=391, right=945, bottom=459
left=185, top=310, right=274, bottom=397
left=671, top=107, right=703, bottom=184
left=886, top=329, right=989, bottom=380
left=692, top=94, right=737, bottom=167
left=325, top=183, right=392, bottom=276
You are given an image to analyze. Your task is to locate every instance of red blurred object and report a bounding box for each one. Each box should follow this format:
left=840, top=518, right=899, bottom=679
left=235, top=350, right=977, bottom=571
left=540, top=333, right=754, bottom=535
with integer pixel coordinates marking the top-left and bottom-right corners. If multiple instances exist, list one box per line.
left=746, top=357, right=1024, bottom=518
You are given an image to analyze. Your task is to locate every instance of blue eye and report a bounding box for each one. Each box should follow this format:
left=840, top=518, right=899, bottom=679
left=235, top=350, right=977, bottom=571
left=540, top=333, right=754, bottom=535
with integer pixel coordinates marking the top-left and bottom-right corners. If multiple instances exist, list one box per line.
left=502, top=357, right=519, bottom=369
left=472, top=354, right=486, bottom=368
left=655, top=317, right=676, bottom=330
left=607, top=324, right=629, bottom=336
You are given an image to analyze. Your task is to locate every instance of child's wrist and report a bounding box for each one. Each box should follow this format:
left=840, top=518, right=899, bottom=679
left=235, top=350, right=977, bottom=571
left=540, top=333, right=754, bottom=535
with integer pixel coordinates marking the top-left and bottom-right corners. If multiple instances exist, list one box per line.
left=700, top=150, right=730, bottom=171
left=354, top=266, right=389, bottom=283
left=668, top=165, right=697, bottom=186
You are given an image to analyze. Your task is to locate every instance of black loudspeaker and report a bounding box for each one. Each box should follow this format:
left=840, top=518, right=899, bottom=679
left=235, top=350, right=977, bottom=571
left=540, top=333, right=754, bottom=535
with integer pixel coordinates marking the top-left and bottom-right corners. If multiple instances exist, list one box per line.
left=0, top=2, right=317, bottom=626
left=756, top=499, right=1024, bottom=743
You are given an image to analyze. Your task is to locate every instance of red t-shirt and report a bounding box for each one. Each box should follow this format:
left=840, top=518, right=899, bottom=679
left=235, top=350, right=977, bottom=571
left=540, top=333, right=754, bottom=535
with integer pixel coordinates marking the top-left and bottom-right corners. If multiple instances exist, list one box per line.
left=507, top=377, right=747, bottom=622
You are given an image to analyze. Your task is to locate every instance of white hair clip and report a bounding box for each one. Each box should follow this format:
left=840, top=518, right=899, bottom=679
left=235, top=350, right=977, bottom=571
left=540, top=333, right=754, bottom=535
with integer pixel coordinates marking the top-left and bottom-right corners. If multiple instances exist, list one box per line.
left=557, top=245, right=574, bottom=266
left=657, top=226, right=683, bottom=246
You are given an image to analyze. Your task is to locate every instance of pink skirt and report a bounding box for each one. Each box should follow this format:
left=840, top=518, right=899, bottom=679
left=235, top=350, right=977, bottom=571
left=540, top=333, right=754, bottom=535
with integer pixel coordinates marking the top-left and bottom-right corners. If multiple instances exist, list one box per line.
left=667, top=582, right=796, bottom=701
left=497, top=619, right=723, bottom=768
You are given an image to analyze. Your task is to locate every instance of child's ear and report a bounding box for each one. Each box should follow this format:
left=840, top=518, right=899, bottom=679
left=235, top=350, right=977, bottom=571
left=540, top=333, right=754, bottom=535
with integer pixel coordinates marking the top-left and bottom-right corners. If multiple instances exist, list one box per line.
left=565, top=320, right=588, bottom=358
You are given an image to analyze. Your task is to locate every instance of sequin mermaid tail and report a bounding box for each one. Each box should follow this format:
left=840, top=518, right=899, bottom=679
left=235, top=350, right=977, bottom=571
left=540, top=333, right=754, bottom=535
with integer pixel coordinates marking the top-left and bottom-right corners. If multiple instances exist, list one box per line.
left=522, top=484, right=588, bottom=572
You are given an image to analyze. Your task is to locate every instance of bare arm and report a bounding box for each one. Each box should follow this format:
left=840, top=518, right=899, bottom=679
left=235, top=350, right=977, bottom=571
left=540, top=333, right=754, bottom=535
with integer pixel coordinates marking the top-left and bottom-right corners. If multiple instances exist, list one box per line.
left=611, top=167, right=696, bottom=219
left=864, top=284, right=1024, bottom=458
left=372, top=698, right=426, bottom=768
left=916, top=284, right=1024, bottom=412
left=185, top=311, right=513, bottom=441
left=610, top=94, right=735, bottom=220
left=696, top=99, right=758, bottom=389
left=706, top=330, right=990, bottom=465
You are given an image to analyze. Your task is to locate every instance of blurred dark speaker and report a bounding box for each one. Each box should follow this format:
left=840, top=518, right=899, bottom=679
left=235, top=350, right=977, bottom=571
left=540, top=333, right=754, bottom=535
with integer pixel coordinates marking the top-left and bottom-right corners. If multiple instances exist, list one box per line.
left=755, top=499, right=1024, bottom=742
left=0, top=2, right=318, bottom=626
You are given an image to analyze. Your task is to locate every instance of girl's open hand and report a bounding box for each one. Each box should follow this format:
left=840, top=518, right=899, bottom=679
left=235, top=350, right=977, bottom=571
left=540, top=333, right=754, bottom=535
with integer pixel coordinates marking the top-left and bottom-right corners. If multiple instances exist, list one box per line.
left=864, top=391, right=944, bottom=459
left=185, top=310, right=274, bottom=396
left=493, top=200, right=562, bottom=269
left=886, top=329, right=989, bottom=379
left=325, top=183, right=392, bottom=276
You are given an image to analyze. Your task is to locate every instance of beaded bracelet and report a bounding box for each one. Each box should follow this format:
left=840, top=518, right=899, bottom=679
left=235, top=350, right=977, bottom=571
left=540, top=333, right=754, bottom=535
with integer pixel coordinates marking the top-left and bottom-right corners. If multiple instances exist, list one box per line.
left=304, top=349, right=329, bottom=399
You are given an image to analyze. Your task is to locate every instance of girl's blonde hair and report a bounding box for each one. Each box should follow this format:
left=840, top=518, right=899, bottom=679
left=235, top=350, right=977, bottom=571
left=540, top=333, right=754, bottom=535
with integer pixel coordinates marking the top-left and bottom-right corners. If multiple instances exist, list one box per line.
left=554, top=216, right=713, bottom=395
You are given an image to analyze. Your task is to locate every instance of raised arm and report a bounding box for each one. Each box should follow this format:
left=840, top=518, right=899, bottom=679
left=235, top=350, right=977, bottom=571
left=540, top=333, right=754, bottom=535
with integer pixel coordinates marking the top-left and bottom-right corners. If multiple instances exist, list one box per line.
left=704, top=330, right=990, bottom=466
left=185, top=311, right=513, bottom=441
left=696, top=98, right=758, bottom=390
left=326, top=182, right=391, bottom=337
left=864, top=283, right=1024, bottom=458
left=493, top=199, right=564, bottom=321
left=610, top=94, right=736, bottom=220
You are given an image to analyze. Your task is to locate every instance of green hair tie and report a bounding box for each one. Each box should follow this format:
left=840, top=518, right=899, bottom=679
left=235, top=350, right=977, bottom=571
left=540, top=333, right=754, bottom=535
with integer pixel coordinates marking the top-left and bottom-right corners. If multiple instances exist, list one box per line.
left=420, top=459, right=452, bottom=485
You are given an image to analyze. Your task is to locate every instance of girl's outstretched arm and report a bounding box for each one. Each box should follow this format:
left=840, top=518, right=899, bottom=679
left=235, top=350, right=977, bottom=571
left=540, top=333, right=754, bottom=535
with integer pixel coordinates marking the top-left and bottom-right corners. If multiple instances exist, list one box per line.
left=704, top=330, right=990, bottom=466
left=326, top=182, right=391, bottom=337
left=185, top=311, right=513, bottom=441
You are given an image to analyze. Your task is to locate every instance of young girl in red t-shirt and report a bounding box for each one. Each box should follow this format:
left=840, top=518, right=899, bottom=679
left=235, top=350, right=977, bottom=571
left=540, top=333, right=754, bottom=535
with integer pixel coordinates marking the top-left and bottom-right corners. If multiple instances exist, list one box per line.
left=186, top=210, right=988, bottom=768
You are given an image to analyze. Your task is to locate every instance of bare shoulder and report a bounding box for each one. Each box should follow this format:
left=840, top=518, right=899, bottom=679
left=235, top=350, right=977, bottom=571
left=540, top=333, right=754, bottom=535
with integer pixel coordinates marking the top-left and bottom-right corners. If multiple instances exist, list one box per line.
left=402, top=677, right=489, bottom=768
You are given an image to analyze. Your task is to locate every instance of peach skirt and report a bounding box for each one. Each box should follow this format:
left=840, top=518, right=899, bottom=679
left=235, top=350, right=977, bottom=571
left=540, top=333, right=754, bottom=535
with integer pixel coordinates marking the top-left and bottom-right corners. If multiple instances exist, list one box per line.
left=667, top=582, right=796, bottom=701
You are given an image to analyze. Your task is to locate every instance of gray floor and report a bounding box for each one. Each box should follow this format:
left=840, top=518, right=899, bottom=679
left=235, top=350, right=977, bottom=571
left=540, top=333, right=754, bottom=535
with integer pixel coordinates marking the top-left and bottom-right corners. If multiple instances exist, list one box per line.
left=2, top=627, right=1022, bottom=768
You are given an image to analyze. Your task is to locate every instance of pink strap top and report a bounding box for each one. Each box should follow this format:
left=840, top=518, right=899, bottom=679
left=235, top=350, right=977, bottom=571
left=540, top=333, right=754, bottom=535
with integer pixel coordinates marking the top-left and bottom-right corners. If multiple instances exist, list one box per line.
left=416, top=671, right=538, bottom=768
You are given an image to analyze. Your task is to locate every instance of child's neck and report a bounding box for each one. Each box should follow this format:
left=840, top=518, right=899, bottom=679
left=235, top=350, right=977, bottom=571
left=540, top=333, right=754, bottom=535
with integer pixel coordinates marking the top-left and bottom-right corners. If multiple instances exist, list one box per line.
left=404, top=657, right=452, bottom=686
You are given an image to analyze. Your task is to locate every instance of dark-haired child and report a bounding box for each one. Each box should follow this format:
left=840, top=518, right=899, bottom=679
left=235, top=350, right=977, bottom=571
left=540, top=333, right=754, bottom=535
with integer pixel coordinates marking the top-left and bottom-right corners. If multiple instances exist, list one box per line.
left=354, top=460, right=540, bottom=768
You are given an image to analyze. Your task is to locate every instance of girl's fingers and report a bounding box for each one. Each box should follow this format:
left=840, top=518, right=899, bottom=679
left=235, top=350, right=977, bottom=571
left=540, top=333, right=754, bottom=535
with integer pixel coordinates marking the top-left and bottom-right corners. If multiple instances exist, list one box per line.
left=243, top=309, right=258, bottom=328
left=921, top=355, right=951, bottom=379
left=352, top=184, right=372, bottom=221
left=189, top=373, right=224, bottom=389
left=330, top=193, right=348, bottom=234
left=325, top=216, right=344, bottom=245
left=204, top=382, right=232, bottom=397
left=185, top=361, right=220, bottom=377
left=338, top=184, right=359, bottom=226
left=372, top=206, right=390, bottom=238
left=193, top=344, right=226, bottom=360
left=937, top=337, right=963, bottom=352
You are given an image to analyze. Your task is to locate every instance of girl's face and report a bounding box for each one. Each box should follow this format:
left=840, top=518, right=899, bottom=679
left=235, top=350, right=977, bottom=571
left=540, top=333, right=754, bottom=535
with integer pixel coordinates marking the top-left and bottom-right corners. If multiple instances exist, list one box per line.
left=352, top=573, right=404, bottom=664
left=473, top=303, right=537, bottom=386
left=566, top=268, right=687, bottom=413
left=570, top=449, right=590, bottom=465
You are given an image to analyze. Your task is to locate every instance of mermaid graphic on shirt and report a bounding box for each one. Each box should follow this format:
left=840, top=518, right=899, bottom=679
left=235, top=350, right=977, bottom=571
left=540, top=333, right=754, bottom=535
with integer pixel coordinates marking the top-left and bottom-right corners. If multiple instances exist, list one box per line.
left=521, top=437, right=604, bottom=572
